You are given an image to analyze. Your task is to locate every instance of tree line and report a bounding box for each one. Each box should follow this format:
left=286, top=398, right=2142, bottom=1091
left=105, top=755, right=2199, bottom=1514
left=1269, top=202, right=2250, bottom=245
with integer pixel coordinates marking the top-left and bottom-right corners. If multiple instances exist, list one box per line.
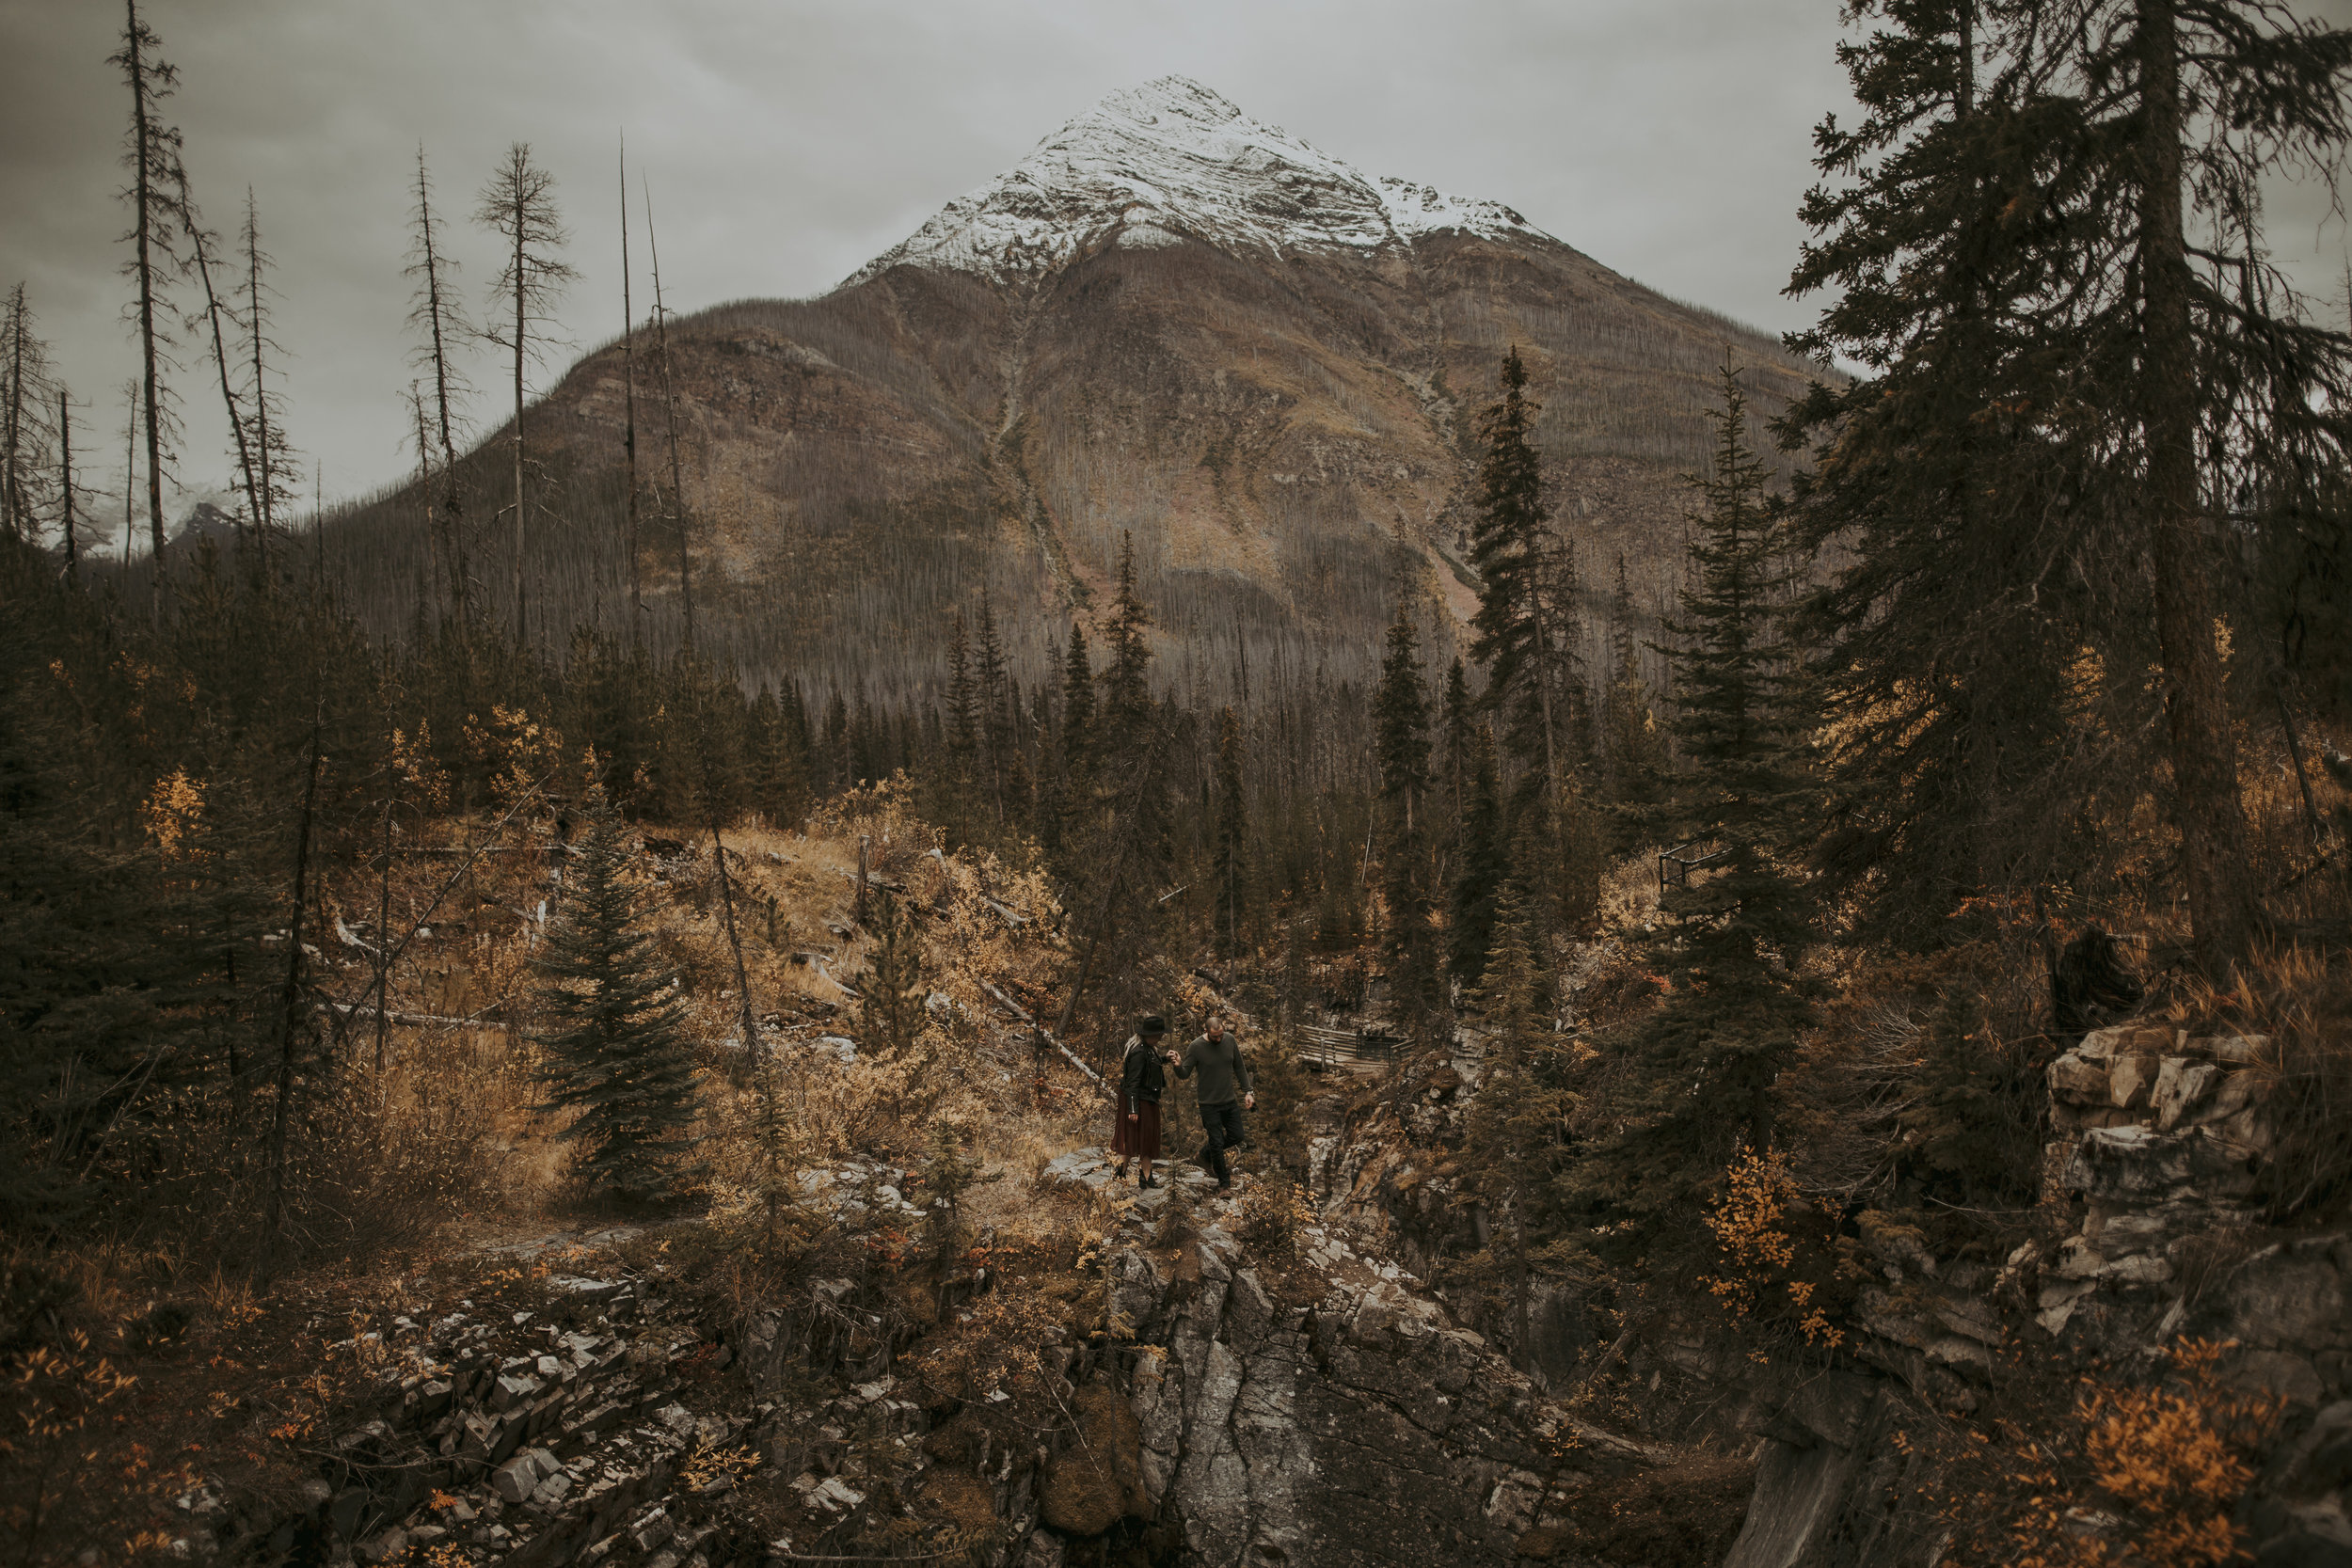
left=3, top=0, right=2348, bottom=1298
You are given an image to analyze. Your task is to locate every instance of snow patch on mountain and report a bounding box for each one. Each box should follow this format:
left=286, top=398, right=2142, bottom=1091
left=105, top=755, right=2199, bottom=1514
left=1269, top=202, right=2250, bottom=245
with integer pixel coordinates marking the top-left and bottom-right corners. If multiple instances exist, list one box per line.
left=846, top=76, right=1550, bottom=287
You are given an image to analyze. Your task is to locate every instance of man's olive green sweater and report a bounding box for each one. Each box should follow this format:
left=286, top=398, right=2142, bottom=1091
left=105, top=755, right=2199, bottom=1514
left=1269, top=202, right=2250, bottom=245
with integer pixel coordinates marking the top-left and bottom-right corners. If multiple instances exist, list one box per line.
left=1175, top=1031, right=1252, bottom=1105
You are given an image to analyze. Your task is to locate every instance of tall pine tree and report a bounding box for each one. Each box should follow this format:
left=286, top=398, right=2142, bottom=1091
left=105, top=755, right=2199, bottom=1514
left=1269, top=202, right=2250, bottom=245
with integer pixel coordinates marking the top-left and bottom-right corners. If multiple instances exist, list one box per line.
left=1467, top=349, right=1594, bottom=927
left=1374, top=596, right=1439, bottom=1022
left=1570, top=369, right=1812, bottom=1247
left=1447, top=723, right=1508, bottom=989
left=1783, top=0, right=2106, bottom=946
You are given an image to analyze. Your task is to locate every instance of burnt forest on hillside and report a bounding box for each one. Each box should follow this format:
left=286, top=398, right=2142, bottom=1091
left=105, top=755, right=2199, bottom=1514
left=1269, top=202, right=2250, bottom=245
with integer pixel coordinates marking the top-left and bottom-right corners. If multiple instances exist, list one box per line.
left=6, top=10, right=2352, bottom=1568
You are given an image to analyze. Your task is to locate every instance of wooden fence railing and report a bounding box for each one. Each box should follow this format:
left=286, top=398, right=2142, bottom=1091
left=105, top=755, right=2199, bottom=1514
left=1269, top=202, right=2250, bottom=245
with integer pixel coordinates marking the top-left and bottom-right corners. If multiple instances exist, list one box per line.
left=1295, top=1023, right=1398, bottom=1071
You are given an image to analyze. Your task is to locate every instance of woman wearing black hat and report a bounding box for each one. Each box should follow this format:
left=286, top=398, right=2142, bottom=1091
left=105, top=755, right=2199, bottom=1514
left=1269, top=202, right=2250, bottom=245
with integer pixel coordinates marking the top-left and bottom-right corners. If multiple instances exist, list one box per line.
left=1111, top=1015, right=1169, bottom=1187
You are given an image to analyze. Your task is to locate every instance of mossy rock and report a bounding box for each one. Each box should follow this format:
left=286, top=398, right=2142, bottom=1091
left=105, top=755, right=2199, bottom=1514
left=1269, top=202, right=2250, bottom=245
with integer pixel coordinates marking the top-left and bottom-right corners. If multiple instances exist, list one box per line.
left=918, top=1469, right=998, bottom=1533
left=1515, top=1526, right=1570, bottom=1560
left=1039, top=1385, right=1147, bottom=1537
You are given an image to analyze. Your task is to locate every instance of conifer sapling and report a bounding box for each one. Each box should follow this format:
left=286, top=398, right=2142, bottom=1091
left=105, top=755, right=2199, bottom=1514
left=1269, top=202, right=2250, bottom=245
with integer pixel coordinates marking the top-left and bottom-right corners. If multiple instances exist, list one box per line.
left=532, top=795, right=704, bottom=1201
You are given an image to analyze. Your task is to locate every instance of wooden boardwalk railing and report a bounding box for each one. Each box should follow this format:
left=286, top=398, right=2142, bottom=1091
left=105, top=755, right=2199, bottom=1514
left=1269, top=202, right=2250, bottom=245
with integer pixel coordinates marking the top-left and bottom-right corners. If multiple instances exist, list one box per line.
left=1295, top=1023, right=1398, bottom=1071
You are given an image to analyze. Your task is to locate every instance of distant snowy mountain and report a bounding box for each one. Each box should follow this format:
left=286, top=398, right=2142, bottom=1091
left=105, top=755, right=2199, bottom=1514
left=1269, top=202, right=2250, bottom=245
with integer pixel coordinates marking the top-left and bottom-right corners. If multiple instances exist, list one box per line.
left=344, top=75, right=1812, bottom=695
left=848, top=76, right=1549, bottom=286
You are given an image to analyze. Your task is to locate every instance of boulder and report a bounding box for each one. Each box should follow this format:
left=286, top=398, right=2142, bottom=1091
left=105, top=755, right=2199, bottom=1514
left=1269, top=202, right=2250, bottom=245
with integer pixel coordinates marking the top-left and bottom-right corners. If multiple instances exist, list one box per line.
left=2207, top=1035, right=2271, bottom=1067
left=2064, top=1125, right=2193, bottom=1201
left=2048, top=1053, right=2112, bottom=1103
left=2222, top=1259, right=2350, bottom=1354
left=2078, top=1023, right=2176, bottom=1062
left=2233, top=1351, right=2326, bottom=1413
left=2153, top=1058, right=2222, bottom=1131
left=2107, top=1054, right=2161, bottom=1110
left=355, top=1529, right=406, bottom=1565
left=492, top=1456, right=538, bottom=1504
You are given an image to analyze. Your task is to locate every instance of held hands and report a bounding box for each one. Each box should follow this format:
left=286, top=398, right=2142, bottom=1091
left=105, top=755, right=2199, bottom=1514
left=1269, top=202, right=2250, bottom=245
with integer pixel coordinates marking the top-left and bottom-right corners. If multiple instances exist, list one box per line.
left=1244, top=1093, right=1255, bottom=1111
left=1127, top=1112, right=1138, bottom=1121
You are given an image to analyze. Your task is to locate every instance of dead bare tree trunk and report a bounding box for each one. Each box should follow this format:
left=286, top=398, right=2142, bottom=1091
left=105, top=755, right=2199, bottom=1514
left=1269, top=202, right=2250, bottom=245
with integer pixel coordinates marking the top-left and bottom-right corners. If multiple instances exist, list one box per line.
left=476, top=143, right=576, bottom=650
left=113, top=0, right=183, bottom=612
left=2, top=284, right=26, bottom=542
left=409, top=383, right=437, bottom=610
left=643, top=180, right=692, bottom=650
left=58, top=387, right=76, bottom=584
left=620, top=136, right=644, bottom=639
left=119, top=383, right=135, bottom=567
left=507, top=190, right=526, bottom=641
left=261, top=708, right=326, bottom=1274
left=241, top=192, right=284, bottom=575
left=2136, top=0, right=2255, bottom=978
left=179, top=182, right=263, bottom=559
left=407, top=149, right=470, bottom=636
left=373, top=668, right=399, bottom=1073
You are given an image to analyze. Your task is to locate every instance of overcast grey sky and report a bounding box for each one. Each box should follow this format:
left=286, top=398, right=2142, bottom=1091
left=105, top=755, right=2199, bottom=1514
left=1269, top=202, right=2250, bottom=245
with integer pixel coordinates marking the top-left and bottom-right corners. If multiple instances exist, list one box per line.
left=3, top=0, right=2346, bottom=524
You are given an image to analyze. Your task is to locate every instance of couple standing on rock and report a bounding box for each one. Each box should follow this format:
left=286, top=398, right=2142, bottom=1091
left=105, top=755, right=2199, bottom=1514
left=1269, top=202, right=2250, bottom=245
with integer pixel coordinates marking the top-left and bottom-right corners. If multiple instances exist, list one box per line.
left=1109, top=1013, right=1255, bottom=1192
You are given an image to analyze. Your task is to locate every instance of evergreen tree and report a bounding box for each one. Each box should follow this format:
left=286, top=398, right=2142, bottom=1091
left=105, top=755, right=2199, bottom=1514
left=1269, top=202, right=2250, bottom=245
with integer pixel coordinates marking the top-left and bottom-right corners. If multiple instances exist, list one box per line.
left=1460, top=889, right=1572, bottom=1367
left=1447, top=724, right=1507, bottom=988
left=1788, top=0, right=2352, bottom=974
left=1211, top=705, right=1248, bottom=958
left=942, top=610, right=977, bottom=840
left=1102, top=533, right=1152, bottom=733
left=850, top=684, right=882, bottom=785
left=822, top=687, right=849, bottom=793
left=1, top=285, right=58, bottom=546
left=1374, top=599, right=1431, bottom=831
left=1060, top=618, right=1096, bottom=784
left=1438, top=657, right=1476, bottom=832
left=1782, top=0, right=2106, bottom=945
left=747, top=682, right=807, bottom=829
left=1468, top=350, right=1581, bottom=814
left=2034, top=0, right=2351, bottom=977
left=1660, top=368, right=1800, bottom=855
left=531, top=797, right=703, bottom=1201
left=234, top=192, right=299, bottom=572
left=1374, top=598, right=1438, bottom=1020
left=1569, top=369, right=1812, bottom=1245
left=1601, top=554, right=1665, bottom=809
left=974, top=591, right=1016, bottom=826
left=859, top=895, right=926, bottom=1058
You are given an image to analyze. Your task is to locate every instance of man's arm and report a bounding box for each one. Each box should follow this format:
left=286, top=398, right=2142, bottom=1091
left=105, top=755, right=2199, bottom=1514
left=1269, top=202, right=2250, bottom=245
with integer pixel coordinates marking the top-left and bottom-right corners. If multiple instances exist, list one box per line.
left=1172, top=1037, right=1201, bottom=1079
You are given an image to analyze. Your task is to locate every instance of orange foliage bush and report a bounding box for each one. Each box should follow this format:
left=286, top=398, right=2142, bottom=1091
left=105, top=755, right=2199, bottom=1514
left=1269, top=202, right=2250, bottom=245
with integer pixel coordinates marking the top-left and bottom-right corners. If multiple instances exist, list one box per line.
left=1933, top=1340, right=2279, bottom=1568
left=1700, top=1148, right=1850, bottom=1351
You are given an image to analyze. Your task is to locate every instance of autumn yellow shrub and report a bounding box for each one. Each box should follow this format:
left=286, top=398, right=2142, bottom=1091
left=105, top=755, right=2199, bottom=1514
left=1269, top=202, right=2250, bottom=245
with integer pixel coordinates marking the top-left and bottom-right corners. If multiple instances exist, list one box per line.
left=1921, top=1339, right=2280, bottom=1568
left=1699, top=1148, right=1850, bottom=1351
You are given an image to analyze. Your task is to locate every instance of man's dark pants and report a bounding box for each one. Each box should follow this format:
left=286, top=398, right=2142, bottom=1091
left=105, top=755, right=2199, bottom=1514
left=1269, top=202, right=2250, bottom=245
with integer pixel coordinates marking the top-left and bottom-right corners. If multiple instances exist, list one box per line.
left=1198, top=1099, right=1246, bottom=1185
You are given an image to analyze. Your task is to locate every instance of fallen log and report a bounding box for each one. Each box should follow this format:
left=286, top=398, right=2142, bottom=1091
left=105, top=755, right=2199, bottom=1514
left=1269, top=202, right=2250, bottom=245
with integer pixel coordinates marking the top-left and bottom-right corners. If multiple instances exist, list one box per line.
left=977, top=977, right=1106, bottom=1095
left=387, top=844, right=566, bottom=859
left=326, top=1001, right=512, bottom=1032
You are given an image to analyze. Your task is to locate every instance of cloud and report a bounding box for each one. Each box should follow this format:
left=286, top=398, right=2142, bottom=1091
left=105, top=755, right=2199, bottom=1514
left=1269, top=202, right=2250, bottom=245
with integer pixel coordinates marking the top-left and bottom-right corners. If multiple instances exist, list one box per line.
left=2, top=0, right=2344, bottom=515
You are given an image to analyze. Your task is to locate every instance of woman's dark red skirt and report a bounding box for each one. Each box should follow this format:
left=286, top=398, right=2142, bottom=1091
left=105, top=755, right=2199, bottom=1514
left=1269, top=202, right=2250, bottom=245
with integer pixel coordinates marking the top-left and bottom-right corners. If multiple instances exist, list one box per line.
left=1111, top=1097, right=1162, bottom=1159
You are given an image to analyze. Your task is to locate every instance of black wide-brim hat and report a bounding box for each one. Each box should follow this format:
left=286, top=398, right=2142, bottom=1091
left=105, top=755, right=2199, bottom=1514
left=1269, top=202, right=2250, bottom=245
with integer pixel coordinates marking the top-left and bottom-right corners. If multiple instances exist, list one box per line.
left=1138, top=1015, right=1168, bottom=1036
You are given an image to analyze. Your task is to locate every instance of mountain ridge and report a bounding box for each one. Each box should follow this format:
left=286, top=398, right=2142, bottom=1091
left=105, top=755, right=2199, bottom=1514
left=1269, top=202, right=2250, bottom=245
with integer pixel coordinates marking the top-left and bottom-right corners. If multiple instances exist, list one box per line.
left=333, top=76, right=1820, bottom=702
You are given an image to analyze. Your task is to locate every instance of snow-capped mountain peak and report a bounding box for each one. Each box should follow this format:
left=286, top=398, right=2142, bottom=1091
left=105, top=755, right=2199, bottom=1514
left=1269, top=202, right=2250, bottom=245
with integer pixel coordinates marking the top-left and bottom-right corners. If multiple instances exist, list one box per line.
left=846, top=75, right=1549, bottom=287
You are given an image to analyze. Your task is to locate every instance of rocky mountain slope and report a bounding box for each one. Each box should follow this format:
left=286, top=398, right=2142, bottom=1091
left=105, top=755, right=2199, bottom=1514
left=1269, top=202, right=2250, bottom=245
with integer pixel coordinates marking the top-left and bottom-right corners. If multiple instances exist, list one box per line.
left=340, top=76, right=1815, bottom=693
